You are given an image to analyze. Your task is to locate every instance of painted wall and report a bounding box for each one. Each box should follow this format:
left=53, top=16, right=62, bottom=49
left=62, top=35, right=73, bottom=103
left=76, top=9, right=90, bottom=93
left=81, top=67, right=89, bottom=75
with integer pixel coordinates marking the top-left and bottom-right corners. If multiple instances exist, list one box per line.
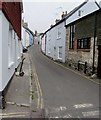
left=0, top=10, right=22, bottom=92
left=46, top=21, right=66, bottom=62
left=22, top=27, right=30, bottom=47
left=29, top=33, right=34, bottom=46
left=0, top=10, right=2, bottom=91
left=41, top=35, right=46, bottom=53
left=66, top=1, right=99, bottom=25
left=26, top=30, right=34, bottom=46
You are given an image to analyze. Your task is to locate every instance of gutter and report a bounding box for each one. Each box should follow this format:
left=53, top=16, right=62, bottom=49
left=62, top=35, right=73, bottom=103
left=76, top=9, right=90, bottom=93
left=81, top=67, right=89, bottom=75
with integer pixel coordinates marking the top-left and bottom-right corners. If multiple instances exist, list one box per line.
left=92, top=12, right=97, bottom=74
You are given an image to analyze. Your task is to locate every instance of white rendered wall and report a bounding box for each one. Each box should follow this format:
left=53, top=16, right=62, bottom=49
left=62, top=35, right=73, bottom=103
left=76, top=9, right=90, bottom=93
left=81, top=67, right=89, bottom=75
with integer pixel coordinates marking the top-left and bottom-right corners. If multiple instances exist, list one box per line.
left=1, top=11, right=21, bottom=92
left=46, top=21, right=66, bottom=62
left=41, top=35, right=46, bottom=53
left=22, top=27, right=30, bottom=47
left=66, top=1, right=99, bottom=25
left=0, top=10, right=2, bottom=91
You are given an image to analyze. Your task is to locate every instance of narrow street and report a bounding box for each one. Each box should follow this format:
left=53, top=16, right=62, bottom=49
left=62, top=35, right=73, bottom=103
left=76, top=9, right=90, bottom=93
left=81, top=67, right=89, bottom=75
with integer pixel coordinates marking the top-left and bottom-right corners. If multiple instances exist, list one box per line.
left=29, top=45, right=99, bottom=118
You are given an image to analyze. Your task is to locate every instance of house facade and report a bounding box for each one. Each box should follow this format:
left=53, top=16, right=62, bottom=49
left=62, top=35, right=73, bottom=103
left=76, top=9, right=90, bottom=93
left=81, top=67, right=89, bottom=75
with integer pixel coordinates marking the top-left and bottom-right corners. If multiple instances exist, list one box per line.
left=41, top=33, right=46, bottom=54
left=95, top=9, right=101, bottom=77
left=65, top=8, right=101, bottom=75
left=41, top=0, right=101, bottom=76
left=0, top=1, right=23, bottom=109
left=22, top=26, right=34, bottom=48
left=22, top=26, right=30, bottom=48
left=45, top=21, right=66, bottom=62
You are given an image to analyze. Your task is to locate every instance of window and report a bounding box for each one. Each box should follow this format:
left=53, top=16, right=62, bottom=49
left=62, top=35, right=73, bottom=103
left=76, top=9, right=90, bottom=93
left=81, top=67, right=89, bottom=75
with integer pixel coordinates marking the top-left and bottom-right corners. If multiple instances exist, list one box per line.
left=77, top=38, right=90, bottom=49
left=48, top=45, right=51, bottom=54
left=49, top=33, right=51, bottom=41
left=57, top=27, right=61, bottom=39
left=58, top=46, right=62, bottom=59
left=8, top=25, right=14, bottom=68
left=69, top=24, right=75, bottom=49
left=78, top=10, right=81, bottom=16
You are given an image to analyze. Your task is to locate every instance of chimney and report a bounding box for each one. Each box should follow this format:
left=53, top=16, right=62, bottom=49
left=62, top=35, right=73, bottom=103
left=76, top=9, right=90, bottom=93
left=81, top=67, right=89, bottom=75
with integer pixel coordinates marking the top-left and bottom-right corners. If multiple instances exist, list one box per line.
left=61, top=11, right=67, bottom=19
left=50, top=25, right=53, bottom=28
left=55, top=19, right=60, bottom=24
left=23, top=22, right=28, bottom=28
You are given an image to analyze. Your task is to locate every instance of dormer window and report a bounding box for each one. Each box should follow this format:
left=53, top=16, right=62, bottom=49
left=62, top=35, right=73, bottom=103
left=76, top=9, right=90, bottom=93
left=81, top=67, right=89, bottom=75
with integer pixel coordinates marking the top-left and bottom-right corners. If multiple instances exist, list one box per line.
left=78, top=10, right=81, bottom=17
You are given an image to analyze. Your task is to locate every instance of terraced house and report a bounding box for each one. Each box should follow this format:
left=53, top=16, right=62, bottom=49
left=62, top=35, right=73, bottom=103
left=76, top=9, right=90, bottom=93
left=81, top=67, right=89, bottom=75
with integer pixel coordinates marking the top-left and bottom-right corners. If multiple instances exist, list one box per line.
left=41, top=0, right=101, bottom=77
left=0, top=1, right=23, bottom=108
left=65, top=4, right=101, bottom=76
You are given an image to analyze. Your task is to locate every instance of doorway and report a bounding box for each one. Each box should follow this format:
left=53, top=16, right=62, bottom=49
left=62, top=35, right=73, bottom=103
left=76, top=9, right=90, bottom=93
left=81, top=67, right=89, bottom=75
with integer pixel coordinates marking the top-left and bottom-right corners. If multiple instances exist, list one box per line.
left=97, top=45, right=101, bottom=77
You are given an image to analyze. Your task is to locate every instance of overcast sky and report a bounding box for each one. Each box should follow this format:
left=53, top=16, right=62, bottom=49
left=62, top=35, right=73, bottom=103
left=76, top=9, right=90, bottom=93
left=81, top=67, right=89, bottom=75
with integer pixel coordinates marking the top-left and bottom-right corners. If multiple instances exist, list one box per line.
left=23, top=0, right=101, bottom=33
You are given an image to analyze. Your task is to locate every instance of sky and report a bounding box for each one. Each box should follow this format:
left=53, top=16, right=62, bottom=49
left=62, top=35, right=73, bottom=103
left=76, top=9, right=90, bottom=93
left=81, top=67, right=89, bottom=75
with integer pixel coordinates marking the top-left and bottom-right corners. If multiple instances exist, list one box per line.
left=23, top=0, right=101, bottom=33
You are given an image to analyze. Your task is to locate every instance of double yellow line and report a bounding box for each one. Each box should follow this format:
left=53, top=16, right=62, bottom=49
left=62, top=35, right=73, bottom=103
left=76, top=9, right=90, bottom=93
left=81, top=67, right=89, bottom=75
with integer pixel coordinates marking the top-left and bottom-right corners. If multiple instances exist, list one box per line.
left=0, top=112, right=29, bottom=118
left=29, top=54, right=43, bottom=109
left=34, top=71, right=43, bottom=109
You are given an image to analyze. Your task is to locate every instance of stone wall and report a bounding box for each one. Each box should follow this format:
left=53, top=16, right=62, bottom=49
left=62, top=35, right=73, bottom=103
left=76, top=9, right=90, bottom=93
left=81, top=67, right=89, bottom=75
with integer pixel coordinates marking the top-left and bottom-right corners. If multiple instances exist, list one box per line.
left=65, top=26, right=98, bottom=75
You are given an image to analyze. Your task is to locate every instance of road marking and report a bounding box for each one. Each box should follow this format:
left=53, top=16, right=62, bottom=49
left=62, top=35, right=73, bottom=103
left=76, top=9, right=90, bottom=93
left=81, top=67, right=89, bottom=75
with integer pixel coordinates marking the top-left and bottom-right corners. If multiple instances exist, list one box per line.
left=0, top=112, right=29, bottom=116
left=0, top=112, right=29, bottom=118
left=60, top=106, right=67, bottom=111
left=63, top=114, right=72, bottom=118
left=74, top=104, right=93, bottom=109
left=41, top=52, right=101, bottom=86
left=29, top=54, right=43, bottom=109
left=0, top=114, right=29, bottom=118
left=82, top=110, right=99, bottom=117
left=34, top=73, right=41, bottom=108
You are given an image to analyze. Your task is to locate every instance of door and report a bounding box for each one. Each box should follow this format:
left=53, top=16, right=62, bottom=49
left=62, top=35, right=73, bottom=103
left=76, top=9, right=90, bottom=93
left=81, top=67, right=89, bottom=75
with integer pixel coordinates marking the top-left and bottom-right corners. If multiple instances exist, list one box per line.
left=97, top=45, right=101, bottom=77
left=53, top=47, right=56, bottom=60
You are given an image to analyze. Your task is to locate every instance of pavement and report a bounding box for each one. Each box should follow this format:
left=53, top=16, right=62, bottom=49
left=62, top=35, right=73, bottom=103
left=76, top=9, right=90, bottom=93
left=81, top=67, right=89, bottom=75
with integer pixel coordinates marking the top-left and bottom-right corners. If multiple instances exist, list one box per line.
left=29, top=45, right=100, bottom=119
left=0, top=45, right=100, bottom=119
left=0, top=50, right=45, bottom=119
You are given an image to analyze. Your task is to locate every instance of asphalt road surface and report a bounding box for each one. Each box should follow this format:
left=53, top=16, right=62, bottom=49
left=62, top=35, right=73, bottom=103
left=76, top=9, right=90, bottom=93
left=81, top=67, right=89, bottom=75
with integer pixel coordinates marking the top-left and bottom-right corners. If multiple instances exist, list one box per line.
left=29, top=45, right=100, bottom=119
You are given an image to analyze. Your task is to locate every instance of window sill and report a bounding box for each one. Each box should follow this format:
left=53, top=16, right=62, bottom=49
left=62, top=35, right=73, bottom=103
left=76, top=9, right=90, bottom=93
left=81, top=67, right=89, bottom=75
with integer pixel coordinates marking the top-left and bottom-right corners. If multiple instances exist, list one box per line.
left=57, top=37, right=61, bottom=40
left=58, top=57, right=62, bottom=60
left=69, top=49, right=74, bottom=51
left=8, top=62, right=14, bottom=69
left=77, top=49, right=90, bottom=52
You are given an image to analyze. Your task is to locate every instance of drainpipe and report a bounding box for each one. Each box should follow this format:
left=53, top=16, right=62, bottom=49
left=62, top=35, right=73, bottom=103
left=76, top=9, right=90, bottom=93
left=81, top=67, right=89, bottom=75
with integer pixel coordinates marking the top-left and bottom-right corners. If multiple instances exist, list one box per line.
left=92, top=12, right=97, bottom=74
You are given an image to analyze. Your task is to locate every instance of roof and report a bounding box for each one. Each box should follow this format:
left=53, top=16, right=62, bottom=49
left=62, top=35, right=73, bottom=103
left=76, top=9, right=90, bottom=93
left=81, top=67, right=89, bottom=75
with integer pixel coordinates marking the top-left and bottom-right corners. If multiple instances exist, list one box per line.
left=44, top=1, right=87, bottom=34
left=44, top=0, right=100, bottom=34
left=23, top=26, right=34, bottom=37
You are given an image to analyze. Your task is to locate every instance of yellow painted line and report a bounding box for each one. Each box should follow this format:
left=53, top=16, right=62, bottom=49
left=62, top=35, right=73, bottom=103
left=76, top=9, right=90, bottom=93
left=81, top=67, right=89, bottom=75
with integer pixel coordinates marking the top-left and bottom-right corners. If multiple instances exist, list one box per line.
left=34, top=73, right=40, bottom=108
left=36, top=72, right=43, bottom=97
left=35, top=71, right=43, bottom=109
left=30, top=54, right=43, bottom=109
left=41, top=52, right=101, bottom=86
left=35, top=71, right=43, bottom=108
left=0, top=112, right=29, bottom=116
left=0, top=114, right=29, bottom=118
left=28, top=54, right=41, bottom=109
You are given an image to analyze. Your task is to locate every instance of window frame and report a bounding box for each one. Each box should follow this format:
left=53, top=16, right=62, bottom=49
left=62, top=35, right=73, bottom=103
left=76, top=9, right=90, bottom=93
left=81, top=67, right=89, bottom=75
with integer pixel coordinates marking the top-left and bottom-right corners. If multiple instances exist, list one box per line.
left=77, top=37, right=91, bottom=49
left=69, top=24, right=75, bottom=49
left=58, top=46, right=62, bottom=59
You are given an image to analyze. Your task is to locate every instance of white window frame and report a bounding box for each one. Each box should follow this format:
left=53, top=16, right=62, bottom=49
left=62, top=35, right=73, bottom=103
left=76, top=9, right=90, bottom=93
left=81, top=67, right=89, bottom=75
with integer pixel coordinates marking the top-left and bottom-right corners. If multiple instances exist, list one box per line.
left=58, top=46, right=62, bottom=59
left=8, top=25, right=14, bottom=69
left=57, top=27, right=61, bottom=39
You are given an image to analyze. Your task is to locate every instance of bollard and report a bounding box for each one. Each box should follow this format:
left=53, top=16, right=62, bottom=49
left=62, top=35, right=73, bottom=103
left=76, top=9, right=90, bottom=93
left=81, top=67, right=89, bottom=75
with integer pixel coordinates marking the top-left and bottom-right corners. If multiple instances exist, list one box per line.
left=84, top=62, right=87, bottom=74
left=78, top=61, right=80, bottom=71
